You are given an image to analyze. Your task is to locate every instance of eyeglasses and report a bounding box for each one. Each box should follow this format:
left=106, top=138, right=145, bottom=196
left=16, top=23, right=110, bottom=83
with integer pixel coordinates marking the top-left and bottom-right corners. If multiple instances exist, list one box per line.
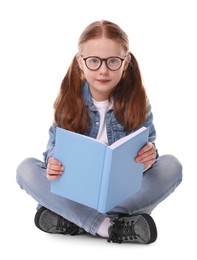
left=81, top=56, right=125, bottom=71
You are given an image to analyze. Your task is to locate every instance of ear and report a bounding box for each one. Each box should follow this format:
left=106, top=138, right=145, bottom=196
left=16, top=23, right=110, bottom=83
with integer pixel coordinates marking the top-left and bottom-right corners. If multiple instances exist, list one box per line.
left=123, top=54, right=131, bottom=71
left=76, top=54, right=84, bottom=70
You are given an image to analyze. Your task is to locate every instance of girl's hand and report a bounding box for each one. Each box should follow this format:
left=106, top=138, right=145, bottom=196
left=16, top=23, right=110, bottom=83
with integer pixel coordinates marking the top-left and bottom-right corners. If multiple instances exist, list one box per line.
left=135, top=142, right=157, bottom=171
left=46, top=157, right=64, bottom=180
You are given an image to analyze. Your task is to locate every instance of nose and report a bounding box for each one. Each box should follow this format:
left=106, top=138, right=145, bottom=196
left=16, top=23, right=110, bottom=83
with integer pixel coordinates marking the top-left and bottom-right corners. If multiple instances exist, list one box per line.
left=99, top=60, right=109, bottom=73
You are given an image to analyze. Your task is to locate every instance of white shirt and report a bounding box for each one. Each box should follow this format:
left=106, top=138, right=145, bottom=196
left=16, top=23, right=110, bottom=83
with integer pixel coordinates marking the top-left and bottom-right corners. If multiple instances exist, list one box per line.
left=92, top=99, right=113, bottom=145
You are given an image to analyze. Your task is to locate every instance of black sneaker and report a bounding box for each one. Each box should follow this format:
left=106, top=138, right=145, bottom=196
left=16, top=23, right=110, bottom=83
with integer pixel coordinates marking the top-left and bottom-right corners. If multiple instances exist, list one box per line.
left=34, top=207, right=86, bottom=235
left=108, top=213, right=157, bottom=244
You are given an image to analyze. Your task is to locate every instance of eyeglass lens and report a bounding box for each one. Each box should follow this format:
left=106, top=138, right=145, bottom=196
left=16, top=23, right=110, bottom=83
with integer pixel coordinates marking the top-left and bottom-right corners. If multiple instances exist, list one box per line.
left=85, top=57, right=123, bottom=71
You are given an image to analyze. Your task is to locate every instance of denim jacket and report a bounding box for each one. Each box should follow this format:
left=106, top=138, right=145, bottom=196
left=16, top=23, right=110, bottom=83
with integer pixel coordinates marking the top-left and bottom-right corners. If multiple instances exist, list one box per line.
left=43, top=81, right=157, bottom=165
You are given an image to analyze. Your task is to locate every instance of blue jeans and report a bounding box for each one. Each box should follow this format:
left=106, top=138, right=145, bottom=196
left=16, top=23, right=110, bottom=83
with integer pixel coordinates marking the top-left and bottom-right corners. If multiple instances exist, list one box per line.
left=16, top=154, right=182, bottom=235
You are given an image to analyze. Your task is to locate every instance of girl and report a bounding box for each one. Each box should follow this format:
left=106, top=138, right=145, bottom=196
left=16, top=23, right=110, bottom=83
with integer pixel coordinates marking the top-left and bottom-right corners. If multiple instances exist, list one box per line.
left=16, top=20, right=182, bottom=244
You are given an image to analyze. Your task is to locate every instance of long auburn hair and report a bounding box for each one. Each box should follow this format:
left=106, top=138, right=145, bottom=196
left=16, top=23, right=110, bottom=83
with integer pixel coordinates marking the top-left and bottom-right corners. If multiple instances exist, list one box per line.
left=54, top=20, right=147, bottom=133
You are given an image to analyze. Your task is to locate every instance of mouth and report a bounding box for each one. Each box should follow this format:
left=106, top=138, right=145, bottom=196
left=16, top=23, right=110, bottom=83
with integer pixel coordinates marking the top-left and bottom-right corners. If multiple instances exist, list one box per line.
left=97, top=79, right=110, bottom=83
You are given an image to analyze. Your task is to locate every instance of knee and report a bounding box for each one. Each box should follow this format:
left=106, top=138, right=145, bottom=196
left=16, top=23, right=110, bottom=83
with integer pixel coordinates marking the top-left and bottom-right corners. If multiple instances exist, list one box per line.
left=159, top=154, right=183, bottom=183
left=16, top=157, right=42, bottom=186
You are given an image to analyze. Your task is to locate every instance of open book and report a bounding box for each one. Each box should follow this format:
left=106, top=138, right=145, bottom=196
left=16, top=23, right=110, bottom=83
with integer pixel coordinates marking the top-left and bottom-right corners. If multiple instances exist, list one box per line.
left=51, top=126, right=149, bottom=213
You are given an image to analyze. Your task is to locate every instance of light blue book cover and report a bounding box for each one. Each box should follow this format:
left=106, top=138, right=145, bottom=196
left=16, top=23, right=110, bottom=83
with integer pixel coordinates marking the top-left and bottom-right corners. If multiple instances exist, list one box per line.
left=51, top=126, right=149, bottom=213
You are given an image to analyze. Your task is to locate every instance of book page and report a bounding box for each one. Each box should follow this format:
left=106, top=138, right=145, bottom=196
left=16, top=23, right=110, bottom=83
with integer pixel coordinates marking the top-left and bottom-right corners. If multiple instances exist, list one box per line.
left=110, top=126, right=147, bottom=149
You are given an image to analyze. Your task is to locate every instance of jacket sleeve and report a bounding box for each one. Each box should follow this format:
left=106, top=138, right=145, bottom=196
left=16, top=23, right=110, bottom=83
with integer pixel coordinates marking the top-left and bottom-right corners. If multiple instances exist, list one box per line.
left=43, top=124, right=56, bottom=165
left=143, top=99, right=159, bottom=158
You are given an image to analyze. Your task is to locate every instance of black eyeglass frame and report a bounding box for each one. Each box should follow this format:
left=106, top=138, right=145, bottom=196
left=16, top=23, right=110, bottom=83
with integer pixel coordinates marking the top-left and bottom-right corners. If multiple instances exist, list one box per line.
left=80, top=55, right=126, bottom=71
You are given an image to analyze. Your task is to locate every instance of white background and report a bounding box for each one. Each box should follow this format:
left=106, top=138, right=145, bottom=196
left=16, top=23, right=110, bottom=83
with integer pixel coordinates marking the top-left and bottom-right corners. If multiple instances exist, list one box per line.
left=0, top=0, right=196, bottom=259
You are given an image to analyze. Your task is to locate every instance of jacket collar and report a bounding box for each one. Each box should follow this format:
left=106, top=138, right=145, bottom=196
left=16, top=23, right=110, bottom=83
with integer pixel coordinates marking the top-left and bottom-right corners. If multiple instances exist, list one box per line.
left=82, top=81, right=97, bottom=111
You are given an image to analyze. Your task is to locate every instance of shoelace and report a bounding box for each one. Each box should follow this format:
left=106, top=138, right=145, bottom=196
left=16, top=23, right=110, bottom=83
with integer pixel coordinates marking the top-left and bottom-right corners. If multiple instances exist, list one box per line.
left=56, top=215, right=80, bottom=235
left=108, top=219, right=138, bottom=243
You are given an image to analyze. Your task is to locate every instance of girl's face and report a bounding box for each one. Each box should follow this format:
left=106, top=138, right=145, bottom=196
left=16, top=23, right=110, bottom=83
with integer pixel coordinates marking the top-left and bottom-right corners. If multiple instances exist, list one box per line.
left=77, top=37, right=131, bottom=101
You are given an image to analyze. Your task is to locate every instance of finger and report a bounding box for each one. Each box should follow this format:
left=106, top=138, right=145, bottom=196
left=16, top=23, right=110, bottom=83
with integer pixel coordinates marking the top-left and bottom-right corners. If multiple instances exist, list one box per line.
left=47, top=163, right=64, bottom=172
left=46, top=169, right=63, bottom=182
left=143, top=156, right=156, bottom=165
left=138, top=142, right=154, bottom=155
left=48, top=157, right=62, bottom=165
left=136, top=147, right=156, bottom=163
left=46, top=167, right=63, bottom=176
left=138, top=157, right=155, bottom=166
